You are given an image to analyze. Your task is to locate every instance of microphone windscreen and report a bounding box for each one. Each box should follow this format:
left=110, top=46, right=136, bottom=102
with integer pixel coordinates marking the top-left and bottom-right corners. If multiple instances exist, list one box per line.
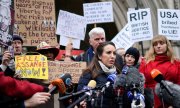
left=87, top=80, right=96, bottom=89
left=113, top=74, right=127, bottom=89
left=155, top=80, right=180, bottom=108
left=51, top=79, right=66, bottom=94
left=59, top=73, right=72, bottom=86
left=126, top=66, right=145, bottom=93
left=150, top=69, right=164, bottom=83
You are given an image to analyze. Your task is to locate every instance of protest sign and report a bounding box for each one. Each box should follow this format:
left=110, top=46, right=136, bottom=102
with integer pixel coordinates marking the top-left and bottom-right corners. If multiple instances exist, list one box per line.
left=60, top=36, right=81, bottom=49
left=83, top=1, right=113, bottom=24
left=127, top=8, right=153, bottom=42
left=56, top=10, right=87, bottom=40
left=158, top=9, right=180, bottom=40
left=15, top=55, right=48, bottom=79
left=111, top=24, right=134, bottom=50
left=48, top=61, right=86, bottom=83
left=14, top=0, right=57, bottom=46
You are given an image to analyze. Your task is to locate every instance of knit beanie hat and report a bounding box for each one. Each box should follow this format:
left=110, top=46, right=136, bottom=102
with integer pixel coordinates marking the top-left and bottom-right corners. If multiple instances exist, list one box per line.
left=13, top=35, right=23, bottom=44
left=125, top=47, right=140, bottom=66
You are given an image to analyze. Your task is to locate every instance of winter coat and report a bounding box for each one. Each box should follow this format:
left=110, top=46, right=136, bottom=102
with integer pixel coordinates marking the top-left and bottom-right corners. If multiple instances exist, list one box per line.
left=77, top=70, right=116, bottom=108
left=139, top=55, right=180, bottom=108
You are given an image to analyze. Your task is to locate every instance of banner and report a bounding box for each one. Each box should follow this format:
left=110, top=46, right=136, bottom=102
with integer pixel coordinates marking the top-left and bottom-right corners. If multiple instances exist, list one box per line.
left=158, top=9, right=180, bottom=40
left=15, top=55, right=48, bottom=79
left=14, top=0, right=57, bottom=46
left=56, top=10, right=87, bottom=40
left=127, top=8, right=153, bottom=42
left=83, top=1, right=113, bottom=24
left=111, top=24, right=134, bottom=50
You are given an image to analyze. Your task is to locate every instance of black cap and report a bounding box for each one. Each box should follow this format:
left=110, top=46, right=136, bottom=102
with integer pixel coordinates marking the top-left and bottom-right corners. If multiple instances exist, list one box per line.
left=125, top=47, right=140, bottom=66
left=13, top=35, right=23, bottom=44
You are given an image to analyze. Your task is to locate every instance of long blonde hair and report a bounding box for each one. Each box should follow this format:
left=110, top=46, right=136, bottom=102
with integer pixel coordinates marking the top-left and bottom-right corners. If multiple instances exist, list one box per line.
left=145, top=35, right=175, bottom=63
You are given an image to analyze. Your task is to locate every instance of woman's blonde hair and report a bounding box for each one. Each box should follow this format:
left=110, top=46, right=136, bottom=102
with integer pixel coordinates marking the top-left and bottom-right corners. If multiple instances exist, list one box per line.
left=145, top=35, right=175, bottom=63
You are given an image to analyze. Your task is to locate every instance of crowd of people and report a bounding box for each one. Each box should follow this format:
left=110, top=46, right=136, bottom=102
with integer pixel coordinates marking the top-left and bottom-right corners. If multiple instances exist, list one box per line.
left=0, top=26, right=180, bottom=108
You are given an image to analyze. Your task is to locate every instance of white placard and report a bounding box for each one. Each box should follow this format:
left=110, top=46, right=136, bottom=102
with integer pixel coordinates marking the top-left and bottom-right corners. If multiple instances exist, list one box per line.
left=158, top=9, right=180, bottom=40
left=111, top=24, right=134, bottom=50
left=56, top=10, right=87, bottom=40
left=127, top=8, right=153, bottom=42
left=59, top=36, right=80, bottom=49
left=83, top=1, right=113, bottom=24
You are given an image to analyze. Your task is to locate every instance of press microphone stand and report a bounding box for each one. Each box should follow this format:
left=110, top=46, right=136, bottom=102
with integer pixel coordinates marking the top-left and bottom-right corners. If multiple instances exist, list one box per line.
left=160, top=85, right=165, bottom=108
left=116, top=88, right=123, bottom=108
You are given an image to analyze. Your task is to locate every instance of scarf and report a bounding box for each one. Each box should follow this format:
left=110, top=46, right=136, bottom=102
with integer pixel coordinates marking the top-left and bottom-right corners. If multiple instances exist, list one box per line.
left=98, top=61, right=116, bottom=74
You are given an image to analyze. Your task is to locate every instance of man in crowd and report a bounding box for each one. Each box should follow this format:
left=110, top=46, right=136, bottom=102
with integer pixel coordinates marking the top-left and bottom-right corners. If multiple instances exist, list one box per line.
left=75, top=27, right=106, bottom=64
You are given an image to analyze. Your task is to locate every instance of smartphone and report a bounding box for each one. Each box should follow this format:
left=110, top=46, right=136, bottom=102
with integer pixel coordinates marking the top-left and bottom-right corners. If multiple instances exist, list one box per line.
left=8, top=46, right=14, bottom=59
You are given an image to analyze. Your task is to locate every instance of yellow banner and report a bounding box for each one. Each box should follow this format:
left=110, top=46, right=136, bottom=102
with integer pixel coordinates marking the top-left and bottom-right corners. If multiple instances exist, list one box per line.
left=15, top=55, right=48, bottom=79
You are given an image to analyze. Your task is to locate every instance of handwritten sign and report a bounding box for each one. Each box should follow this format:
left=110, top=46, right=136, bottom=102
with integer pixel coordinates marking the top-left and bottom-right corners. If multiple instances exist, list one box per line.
left=111, top=24, right=134, bottom=50
left=56, top=10, right=87, bottom=40
left=15, top=55, right=48, bottom=79
left=14, top=0, right=57, bottom=46
left=158, top=9, right=180, bottom=40
left=127, top=8, right=153, bottom=42
left=48, top=61, right=86, bottom=83
left=83, top=1, right=113, bottom=24
left=60, top=36, right=81, bottom=49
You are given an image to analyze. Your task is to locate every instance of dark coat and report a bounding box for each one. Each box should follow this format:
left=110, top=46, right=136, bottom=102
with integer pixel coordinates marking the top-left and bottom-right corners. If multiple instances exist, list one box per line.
left=77, top=70, right=116, bottom=108
left=75, top=46, right=94, bottom=65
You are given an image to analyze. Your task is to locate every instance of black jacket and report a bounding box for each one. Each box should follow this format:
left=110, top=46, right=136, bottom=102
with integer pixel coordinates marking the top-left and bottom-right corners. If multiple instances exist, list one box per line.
left=77, top=71, right=116, bottom=108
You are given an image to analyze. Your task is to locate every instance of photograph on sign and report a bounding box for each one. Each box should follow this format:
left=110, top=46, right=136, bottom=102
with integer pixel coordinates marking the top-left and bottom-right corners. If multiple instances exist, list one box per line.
left=127, top=8, right=153, bottom=42
left=158, top=9, right=180, bottom=40
left=83, top=1, right=113, bottom=24
left=56, top=10, right=87, bottom=40
left=0, top=3, right=13, bottom=47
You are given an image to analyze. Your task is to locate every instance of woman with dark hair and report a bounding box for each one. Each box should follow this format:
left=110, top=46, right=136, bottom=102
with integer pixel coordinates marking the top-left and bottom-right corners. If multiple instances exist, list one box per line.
left=77, top=41, right=121, bottom=108
left=139, top=35, right=180, bottom=108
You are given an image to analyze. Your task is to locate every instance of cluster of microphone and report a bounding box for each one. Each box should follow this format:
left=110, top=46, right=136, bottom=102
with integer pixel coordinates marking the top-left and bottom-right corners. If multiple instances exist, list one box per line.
left=48, top=67, right=180, bottom=108
left=151, top=69, right=180, bottom=108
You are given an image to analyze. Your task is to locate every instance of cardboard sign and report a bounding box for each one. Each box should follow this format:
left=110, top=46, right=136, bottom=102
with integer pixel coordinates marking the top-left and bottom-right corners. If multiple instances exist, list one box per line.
left=14, top=0, right=57, bottom=46
left=111, top=24, right=134, bottom=50
left=158, top=9, right=180, bottom=40
left=83, top=1, right=113, bottom=24
left=127, top=8, right=153, bottom=42
left=15, top=55, right=48, bottom=79
left=56, top=10, right=87, bottom=40
left=48, top=61, right=86, bottom=83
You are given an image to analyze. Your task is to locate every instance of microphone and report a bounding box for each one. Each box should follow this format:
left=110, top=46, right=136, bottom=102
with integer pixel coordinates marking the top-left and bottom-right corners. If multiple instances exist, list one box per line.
left=124, top=66, right=145, bottom=107
left=113, top=74, right=127, bottom=88
left=49, top=73, right=72, bottom=94
left=126, top=66, right=145, bottom=93
left=113, top=74, right=127, bottom=108
left=155, top=80, right=180, bottom=108
left=59, top=80, right=96, bottom=101
left=67, top=80, right=97, bottom=108
left=101, top=73, right=116, bottom=93
left=150, top=69, right=173, bottom=96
